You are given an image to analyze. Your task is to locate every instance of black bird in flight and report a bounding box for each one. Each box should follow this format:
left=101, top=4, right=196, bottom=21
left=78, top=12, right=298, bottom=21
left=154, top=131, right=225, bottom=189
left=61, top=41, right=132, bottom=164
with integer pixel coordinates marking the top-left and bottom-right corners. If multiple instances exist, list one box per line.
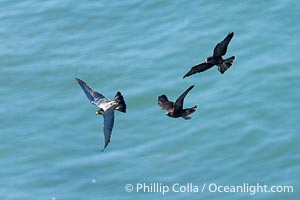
left=75, top=78, right=126, bottom=152
left=158, top=85, right=198, bottom=120
left=183, top=32, right=236, bottom=78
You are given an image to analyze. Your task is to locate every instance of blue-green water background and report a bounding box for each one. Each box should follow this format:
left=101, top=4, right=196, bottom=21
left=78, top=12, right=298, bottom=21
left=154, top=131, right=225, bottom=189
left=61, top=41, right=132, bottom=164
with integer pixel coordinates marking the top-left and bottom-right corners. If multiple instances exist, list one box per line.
left=0, top=1, right=299, bottom=199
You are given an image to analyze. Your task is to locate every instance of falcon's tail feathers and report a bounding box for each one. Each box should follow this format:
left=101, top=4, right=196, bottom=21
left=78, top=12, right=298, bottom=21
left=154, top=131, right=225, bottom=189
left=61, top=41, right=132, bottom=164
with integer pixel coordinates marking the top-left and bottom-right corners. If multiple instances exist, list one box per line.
left=182, top=104, right=198, bottom=120
left=218, top=56, right=235, bottom=74
left=114, top=91, right=127, bottom=113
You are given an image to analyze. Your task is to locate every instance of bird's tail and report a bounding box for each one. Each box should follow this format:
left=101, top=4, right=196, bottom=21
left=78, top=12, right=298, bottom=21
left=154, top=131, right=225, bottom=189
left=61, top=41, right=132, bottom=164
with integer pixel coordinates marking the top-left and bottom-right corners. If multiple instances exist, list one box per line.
left=114, top=91, right=126, bottom=113
left=182, top=104, right=198, bottom=120
left=218, top=56, right=236, bottom=74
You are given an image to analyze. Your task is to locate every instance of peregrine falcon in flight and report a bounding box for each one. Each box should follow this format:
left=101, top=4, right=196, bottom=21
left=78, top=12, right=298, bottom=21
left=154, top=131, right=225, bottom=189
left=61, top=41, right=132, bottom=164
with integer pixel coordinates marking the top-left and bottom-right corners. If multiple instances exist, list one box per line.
left=158, top=85, right=198, bottom=120
left=183, top=32, right=236, bottom=78
left=75, top=78, right=126, bottom=152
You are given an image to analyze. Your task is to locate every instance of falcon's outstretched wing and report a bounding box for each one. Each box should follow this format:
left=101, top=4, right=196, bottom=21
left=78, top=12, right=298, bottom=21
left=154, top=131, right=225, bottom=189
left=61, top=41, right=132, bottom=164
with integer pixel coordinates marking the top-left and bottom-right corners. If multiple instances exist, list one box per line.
left=158, top=95, right=174, bottom=112
left=75, top=78, right=109, bottom=107
left=183, top=62, right=214, bottom=78
left=101, top=109, right=115, bottom=152
left=213, top=32, right=234, bottom=57
left=174, top=85, right=194, bottom=112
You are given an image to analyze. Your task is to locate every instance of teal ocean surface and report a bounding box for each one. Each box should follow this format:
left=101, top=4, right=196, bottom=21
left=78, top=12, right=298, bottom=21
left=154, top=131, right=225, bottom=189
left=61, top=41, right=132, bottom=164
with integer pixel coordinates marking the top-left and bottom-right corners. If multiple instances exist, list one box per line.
left=0, top=1, right=299, bottom=199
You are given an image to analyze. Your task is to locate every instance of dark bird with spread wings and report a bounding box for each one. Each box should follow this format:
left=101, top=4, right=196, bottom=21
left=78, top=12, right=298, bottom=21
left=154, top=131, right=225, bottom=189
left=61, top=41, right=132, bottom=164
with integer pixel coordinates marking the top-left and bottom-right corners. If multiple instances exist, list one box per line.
left=75, top=78, right=126, bottom=152
left=158, top=85, right=198, bottom=120
left=183, top=32, right=236, bottom=78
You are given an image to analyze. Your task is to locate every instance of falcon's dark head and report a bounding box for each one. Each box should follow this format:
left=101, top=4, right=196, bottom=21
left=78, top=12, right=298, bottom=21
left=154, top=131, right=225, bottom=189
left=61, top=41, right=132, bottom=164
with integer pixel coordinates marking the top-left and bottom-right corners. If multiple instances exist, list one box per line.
left=205, top=56, right=214, bottom=63
left=95, top=108, right=104, bottom=115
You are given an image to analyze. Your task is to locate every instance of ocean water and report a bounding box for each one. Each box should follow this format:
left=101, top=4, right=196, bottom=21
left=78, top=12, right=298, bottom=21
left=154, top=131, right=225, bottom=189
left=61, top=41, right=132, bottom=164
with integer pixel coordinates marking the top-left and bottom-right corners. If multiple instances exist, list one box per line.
left=0, top=0, right=299, bottom=199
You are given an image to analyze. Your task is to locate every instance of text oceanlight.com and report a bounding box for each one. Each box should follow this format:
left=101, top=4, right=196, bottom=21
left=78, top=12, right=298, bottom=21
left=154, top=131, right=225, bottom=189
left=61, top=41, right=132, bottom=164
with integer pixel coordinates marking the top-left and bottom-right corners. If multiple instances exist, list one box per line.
left=124, top=182, right=293, bottom=195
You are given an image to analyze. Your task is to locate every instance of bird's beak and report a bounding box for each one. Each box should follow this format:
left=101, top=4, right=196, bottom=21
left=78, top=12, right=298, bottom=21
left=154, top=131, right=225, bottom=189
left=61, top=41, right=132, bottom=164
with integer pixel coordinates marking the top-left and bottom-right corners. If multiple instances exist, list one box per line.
left=95, top=111, right=100, bottom=115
